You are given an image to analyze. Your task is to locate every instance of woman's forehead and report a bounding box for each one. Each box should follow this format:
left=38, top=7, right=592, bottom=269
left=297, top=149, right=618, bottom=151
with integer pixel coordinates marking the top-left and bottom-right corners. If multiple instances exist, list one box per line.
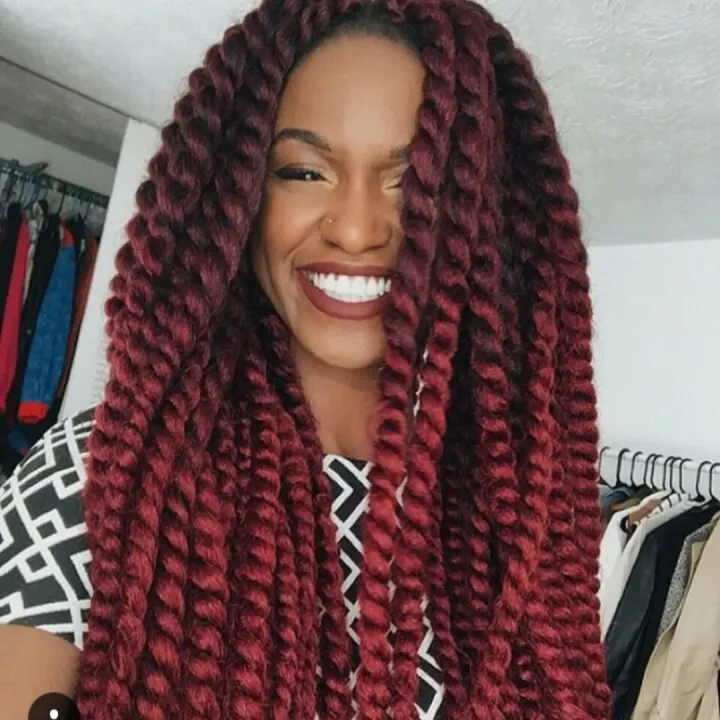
left=274, top=34, right=425, bottom=156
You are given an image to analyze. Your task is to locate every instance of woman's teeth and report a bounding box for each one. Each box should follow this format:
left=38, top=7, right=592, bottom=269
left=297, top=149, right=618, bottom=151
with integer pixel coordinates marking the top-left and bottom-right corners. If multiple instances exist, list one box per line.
left=306, top=272, right=392, bottom=303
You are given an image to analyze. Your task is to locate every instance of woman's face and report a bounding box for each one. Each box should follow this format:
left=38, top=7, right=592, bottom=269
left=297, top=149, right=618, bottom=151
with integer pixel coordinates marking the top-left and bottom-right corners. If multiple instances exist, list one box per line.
left=252, top=33, right=425, bottom=373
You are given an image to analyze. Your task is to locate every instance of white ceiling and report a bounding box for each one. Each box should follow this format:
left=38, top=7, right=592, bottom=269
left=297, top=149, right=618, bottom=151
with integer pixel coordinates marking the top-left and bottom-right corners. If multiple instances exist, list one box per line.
left=0, top=59, right=126, bottom=165
left=0, top=0, right=719, bottom=245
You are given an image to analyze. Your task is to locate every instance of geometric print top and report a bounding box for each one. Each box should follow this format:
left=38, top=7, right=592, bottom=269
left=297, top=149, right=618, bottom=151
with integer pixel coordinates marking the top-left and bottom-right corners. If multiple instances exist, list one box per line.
left=0, top=407, right=444, bottom=719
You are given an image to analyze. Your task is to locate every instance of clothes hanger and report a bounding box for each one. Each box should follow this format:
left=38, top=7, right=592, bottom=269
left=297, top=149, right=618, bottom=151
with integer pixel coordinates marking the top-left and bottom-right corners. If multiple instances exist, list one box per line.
left=679, top=457, right=708, bottom=505
left=678, top=457, right=695, bottom=500
left=630, top=451, right=644, bottom=488
left=709, top=462, right=720, bottom=504
left=615, top=448, right=631, bottom=488
left=695, top=461, right=712, bottom=502
left=598, top=445, right=610, bottom=485
left=661, top=455, right=675, bottom=493
left=706, top=463, right=720, bottom=522
left=667, top=456, right=687, bottom=502
left=642, top=453, right=660, bottom=491
left=642, top=456, right=685, bottom=521
left=57, top=189, right=67, bottom=216
left=619, top=453, right=661, bottom=526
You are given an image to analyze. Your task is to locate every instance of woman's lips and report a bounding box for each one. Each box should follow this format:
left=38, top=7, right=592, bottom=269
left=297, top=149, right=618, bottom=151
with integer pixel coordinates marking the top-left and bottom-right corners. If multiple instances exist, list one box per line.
left=296, top=270, right=389, bottom=320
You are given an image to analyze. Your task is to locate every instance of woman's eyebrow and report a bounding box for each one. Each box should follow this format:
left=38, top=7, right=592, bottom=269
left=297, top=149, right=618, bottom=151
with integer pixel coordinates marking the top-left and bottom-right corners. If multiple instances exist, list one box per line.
left=272, top=128, right=332, bottom=151
left=273, top=127, right=411, bottom=161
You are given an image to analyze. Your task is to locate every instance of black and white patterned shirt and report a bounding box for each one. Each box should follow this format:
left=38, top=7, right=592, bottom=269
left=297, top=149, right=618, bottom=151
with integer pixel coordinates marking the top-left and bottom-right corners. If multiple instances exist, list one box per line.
left=0, top=408, right=444, bottom=718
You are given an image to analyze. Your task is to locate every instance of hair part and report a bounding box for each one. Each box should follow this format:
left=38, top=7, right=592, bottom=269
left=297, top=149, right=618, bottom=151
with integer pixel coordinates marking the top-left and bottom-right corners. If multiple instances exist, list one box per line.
left=292, top=2, right=421, bottom=69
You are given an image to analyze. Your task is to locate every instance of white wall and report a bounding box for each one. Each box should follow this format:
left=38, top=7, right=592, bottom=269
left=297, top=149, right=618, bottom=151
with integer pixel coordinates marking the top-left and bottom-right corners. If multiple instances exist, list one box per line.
left=61, top=119, right=161, bottom=419
left=0, top=120, right=118, bottom=196
left=590, top=239, right=720, bottom=463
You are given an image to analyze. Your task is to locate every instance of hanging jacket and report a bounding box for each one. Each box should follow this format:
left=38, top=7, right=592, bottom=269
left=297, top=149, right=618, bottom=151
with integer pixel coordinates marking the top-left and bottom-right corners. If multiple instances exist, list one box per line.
left=0, top=219, right=31, bottom=412
left=17, top=225, right=76, bottom=423
left=600, top=494, right=697, bottom=636
left=2, top=215, right=60, bottom=425
left=23, top=200, right=48, bottom=302
left=56, top=235, right=98, bottom=399
left=605, top=505, right=718, bottom=720
left=657, top=520, right=716, bottom=637
left=0, top=203, right=22, bottom=325
left=633, top=518, right=720, bottom=720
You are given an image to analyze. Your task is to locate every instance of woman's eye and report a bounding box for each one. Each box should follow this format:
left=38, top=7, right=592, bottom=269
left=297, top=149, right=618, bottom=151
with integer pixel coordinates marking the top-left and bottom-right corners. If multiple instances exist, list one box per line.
left=387, top=169, right=408, bottom=190
left=273, top=167, right=325, bottom=182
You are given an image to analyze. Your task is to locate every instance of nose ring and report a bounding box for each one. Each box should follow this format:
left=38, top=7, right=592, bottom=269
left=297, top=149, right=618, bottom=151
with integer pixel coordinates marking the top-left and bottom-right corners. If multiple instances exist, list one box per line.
left=321, top=215, right=335, bottom=234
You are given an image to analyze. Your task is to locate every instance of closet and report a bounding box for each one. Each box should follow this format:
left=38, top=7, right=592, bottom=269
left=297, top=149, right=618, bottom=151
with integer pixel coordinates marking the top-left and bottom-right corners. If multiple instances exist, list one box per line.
left=0, top=158, right=109, bottom=475
left=599, top=447, right=720, bottom=720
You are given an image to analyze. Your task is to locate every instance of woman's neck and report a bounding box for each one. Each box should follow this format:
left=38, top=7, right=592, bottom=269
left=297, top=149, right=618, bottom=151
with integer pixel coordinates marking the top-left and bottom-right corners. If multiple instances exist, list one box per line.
left=292, top=340, right=379, bottom=462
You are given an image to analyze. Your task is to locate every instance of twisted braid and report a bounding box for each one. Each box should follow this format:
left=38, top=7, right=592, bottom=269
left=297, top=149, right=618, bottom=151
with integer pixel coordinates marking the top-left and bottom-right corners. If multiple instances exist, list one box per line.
left=79, top=5, right=279, bottom=711
left=426, top=440, right=468, bottom=718
left=255, top=302, right=353, bottom=720
left=387, top=5, right=458, bottom=718
left=555, top=267, right=611, bottom=716
left=252, top=312, right=322, bottom=719
left=175, top=298, right=246, bottom=719
left=485, top=17, right=609, bottom=717
left=437, top=327, right=479, bottom=682
left=354, top=3, right=458, bottom=714
left=436, top=8, right=538, bottom=719
left=226, top=345, right=283, bottom=719
left=268, top=498, right=301, bottom=719
left=436, top=5, right=504, bottom=692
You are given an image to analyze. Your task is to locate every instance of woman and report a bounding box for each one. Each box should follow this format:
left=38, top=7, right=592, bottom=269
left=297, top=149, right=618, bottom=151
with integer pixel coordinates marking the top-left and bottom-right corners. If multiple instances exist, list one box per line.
left=0, top=0, right=611, bottom=718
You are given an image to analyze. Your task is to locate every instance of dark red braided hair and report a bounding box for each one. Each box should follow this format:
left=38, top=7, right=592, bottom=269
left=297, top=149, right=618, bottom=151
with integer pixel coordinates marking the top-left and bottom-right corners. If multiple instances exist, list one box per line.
left=78, top=0, right=611, bottom=717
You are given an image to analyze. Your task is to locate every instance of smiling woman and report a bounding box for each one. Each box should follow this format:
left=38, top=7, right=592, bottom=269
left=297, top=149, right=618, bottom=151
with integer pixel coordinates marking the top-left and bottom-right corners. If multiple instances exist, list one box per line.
left=0, top=1, right=612, bottom=719
left=253, top=32, right=421, bottom=391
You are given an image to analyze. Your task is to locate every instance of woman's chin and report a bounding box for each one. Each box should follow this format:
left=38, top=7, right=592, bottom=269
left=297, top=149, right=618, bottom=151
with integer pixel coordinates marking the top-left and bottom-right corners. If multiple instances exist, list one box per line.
left=296, top=330, right=385, bottom=376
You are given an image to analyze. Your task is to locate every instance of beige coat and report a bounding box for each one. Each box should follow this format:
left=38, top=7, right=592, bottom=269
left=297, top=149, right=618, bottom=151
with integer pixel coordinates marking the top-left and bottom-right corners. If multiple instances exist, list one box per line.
left=633, top=518, right=720, bottom=720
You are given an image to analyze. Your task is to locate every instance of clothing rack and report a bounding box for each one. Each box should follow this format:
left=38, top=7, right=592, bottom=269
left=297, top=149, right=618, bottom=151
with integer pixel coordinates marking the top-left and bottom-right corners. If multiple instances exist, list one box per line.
left=599, top=446, right=720, bottom=505
left=0, top=157, right=109, bottom=216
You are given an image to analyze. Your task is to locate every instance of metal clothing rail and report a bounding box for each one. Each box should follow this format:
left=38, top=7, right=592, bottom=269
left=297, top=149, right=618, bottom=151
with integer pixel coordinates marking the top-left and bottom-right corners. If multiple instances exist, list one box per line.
left=599, top=446, right=720, bottom=504
left=0, top=157, right=109, bottom=210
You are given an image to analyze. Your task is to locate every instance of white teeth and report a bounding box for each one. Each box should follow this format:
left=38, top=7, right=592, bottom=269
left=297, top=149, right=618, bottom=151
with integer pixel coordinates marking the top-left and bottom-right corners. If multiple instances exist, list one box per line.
left=307, top=272, right=391, bottom=303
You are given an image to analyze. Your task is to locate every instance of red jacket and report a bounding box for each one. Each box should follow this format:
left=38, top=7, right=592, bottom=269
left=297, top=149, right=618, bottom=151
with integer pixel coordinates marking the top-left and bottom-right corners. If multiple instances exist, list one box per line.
left=0, top=220, right=31, bottom=412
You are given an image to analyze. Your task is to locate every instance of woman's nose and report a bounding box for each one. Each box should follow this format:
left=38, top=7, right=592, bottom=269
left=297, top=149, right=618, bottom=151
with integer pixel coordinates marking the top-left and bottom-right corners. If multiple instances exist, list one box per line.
left=321, top=183, right=394, bottom=254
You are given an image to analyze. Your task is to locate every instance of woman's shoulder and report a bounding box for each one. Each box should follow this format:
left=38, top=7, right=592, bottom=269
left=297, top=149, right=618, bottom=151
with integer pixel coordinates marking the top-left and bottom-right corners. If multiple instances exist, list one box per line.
left=3, top=406, right=95, bottom=500
left=0, top=407, right=95, bottom=649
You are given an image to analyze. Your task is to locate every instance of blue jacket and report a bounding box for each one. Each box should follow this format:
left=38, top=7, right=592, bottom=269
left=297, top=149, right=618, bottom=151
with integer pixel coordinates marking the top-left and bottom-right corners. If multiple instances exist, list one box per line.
left=19, top=240, right=76, bottom=421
